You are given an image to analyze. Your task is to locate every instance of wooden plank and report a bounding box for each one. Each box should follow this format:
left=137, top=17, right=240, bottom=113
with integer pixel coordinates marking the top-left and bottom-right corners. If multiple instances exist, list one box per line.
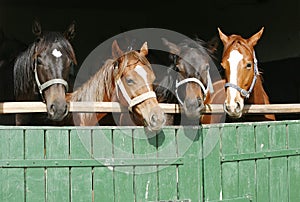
left=255, top=124, right=270, bottom=202
left=113, top=128, right=134, bottom=202
left=24, top=129, right=45, bottom=202
left=70, top=129, right=92, bottom=202
left=203, top=126, right=222, bottom=201
left=46, top=129, right=70, bottom=202
left=287, top=123, right=300, bottom=201
left=92, top=128, right=114, bottom=202
left=177, top=127, right=202, bottom=202
left=133, top=128, right=158, bottom=202
left=0, top=129, right=24, bottom=202
left=269, top=124, right=288, bottom=202
left=3, top=101, right=300, bottom=114
left=157, top=128, right=177, bottom=201
left=236, top=125, right=255, bottom=199
left=221, top=126, right=239, bottom=200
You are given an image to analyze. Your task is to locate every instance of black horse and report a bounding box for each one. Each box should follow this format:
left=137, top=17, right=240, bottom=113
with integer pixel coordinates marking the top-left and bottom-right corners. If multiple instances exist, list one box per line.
left=14, top=19, right=77, bottom=125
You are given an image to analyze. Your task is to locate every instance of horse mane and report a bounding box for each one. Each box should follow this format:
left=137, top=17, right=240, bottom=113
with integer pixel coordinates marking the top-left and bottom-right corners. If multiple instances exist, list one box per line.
left=69, top=50, right=150, bottom=102
left=14, top=32, right=77, bottom=98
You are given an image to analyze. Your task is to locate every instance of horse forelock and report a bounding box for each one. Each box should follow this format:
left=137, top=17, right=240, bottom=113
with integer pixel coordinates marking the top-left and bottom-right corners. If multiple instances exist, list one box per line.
left=35, top=32, right=77, bottom=65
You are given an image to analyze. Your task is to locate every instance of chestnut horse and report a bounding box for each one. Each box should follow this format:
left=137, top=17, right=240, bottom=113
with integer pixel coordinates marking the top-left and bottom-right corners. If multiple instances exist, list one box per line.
left=65, top=40, right=165, bottom=132
left=14, top=19, right=77, bottom=125
left=216, top=27, right=275, bottom=121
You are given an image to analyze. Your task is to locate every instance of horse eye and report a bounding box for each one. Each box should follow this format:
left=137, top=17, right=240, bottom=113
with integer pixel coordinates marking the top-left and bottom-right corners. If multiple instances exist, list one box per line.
left=246, top=63, right=252, bottom=69
left=113, top=61, right=119, bottom=69
left=37, top=57, right=43, bottom=65
left=125, top=78, right=135, bottom=85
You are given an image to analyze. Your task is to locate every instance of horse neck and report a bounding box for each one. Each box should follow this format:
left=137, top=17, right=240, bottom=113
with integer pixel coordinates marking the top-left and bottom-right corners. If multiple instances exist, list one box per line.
left=247, top=75, right=270, bottom=105
left=68, top=64, right=115, bottom=102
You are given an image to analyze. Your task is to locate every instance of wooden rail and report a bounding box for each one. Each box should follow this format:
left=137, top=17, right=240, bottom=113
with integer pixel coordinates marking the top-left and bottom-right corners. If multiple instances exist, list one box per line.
left=1, top=102, right=300, bottom=114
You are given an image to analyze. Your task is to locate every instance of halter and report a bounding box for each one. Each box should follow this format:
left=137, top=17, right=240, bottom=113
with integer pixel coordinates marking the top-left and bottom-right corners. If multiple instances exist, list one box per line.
left=33, top=47, right=68, bottom=101
left=116, top=63, right=157, bottom=112
left=175, top=70, right=214, bottom=106
left=224, top=51, right=258, bottom=99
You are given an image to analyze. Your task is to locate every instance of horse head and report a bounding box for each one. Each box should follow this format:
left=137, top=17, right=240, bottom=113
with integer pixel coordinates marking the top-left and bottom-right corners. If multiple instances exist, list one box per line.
left=162, top=38, right=216, bottom=120
left=218, top=27, right=264, bottom=118
left=112, top=40, right=165, bottom=132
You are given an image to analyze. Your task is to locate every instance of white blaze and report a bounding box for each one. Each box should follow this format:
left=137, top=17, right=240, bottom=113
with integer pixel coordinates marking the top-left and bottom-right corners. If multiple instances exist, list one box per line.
left=227, top=50, right=243, bottom=104
left=134, top=65, right=150, bottom=91
left=52, top=49, right=62, bottom=58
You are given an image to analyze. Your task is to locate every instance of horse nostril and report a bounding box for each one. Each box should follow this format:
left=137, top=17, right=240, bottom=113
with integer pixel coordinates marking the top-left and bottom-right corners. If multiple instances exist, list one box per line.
left=236, top=101, right=241, bottom=112
left=64, top=104, right=68, bottom=115
left=49, top=104, right=56, bottom=115
left=151, top=114, right=158, bottom=124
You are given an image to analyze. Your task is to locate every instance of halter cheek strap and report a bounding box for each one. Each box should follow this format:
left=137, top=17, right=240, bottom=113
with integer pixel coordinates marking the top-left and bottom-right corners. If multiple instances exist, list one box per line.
left=224, top=50, right=259, bottom=99
left=34, top=60, right=68, bottom=101
left=116, top=78, right=157, bottom=112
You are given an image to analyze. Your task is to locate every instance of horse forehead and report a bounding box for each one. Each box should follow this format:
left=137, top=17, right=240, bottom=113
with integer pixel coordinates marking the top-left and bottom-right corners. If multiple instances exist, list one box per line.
left=227, top=50, right=243, bottom=65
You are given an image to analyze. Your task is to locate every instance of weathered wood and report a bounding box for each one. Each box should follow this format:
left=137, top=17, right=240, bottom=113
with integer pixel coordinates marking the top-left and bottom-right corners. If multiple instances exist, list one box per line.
left=1, top=102, right=300, bottom=114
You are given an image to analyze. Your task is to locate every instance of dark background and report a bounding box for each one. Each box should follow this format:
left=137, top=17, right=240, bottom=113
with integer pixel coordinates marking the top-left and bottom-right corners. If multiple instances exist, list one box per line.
left=0, top=0, right=300, bottom=120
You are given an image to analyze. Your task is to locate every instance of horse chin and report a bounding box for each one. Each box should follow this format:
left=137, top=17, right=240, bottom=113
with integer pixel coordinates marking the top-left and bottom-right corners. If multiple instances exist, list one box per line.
left=182, top=104, right=203, bottom=120
left=226, top=111, right=243, bottom=119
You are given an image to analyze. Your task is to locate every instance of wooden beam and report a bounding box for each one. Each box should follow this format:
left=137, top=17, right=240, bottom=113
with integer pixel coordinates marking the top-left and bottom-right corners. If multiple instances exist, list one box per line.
left=1, top=102, right=300, bottom=114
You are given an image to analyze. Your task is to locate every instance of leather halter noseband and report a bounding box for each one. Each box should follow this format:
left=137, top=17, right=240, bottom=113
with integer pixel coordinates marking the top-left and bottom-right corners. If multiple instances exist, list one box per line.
left=175, top=71, right=214, bottom=106
left=115, top=61, right=157, bottom=112
left=224, top=51, right=258, bottom=99
left=33, top=47, right=68, bottom=101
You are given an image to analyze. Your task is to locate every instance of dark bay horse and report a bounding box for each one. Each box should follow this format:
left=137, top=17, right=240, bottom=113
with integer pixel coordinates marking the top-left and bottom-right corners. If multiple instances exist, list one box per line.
left=14, top=19, right=77, bottom=125
left=0, top=29, right=27, bottom=125
left=155, top=37, right=222, bottom=125
left=65, top=40, right=165, bottom=132
left=217, top=27, right=275, bottom=121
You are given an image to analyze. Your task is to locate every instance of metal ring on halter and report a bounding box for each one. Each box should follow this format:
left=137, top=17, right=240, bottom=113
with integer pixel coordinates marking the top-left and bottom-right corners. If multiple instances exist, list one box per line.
left=175, top=78, right=207, bottom=106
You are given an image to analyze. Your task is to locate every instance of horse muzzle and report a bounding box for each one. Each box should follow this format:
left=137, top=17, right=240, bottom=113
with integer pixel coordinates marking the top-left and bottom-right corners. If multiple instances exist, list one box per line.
left=183, top=97, right=204, bottom=120
left=47, top=99, right=69, bottom=121
left=145, top=106, right=166, bottom=133
left=223, top=101, right=243, bottom=118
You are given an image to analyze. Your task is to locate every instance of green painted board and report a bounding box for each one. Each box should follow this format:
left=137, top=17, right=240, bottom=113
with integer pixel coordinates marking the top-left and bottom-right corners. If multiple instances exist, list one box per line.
left=177, top=127, right=202, bottom=202
left=221, top=126, right=239, bottom=200
left=157, top=128, right=177, bottom=201
left=133, top=128, right=158, bottom=202
left=70, top=129, right=92, bottom=202
left=24, top=129, right=45, bottom=201
left=46, top=129, right=70, bottom=202
left=93, top=129, right=114, bottom=202
left=113, top=128, right=134, bottom=202
left=255, top=125, right=270, bottom=202
left=203, top=126, right=222, bottom=201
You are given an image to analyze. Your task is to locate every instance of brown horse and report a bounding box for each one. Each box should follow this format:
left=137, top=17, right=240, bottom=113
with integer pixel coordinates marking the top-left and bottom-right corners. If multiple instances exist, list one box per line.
left=215, top=27, right=275, bottom=121
left=65, top=40, right=165, bottom=132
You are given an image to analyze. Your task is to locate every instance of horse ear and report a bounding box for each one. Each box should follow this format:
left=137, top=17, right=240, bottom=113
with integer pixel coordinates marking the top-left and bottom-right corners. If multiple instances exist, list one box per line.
left=218, top=28, right=228, bottom=44
left=64, top=21, right=76, bottom=41
left=140, top=42, right=148, bottom=56
left=32, top=19, right=42, bottom=37
left=112, top=40, right=124, bottom=59
left=206, top=36, right=219, bottom=54
left=247, top=27, right=264, bottom=47
left=161, top=38, right=180, bottom=55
